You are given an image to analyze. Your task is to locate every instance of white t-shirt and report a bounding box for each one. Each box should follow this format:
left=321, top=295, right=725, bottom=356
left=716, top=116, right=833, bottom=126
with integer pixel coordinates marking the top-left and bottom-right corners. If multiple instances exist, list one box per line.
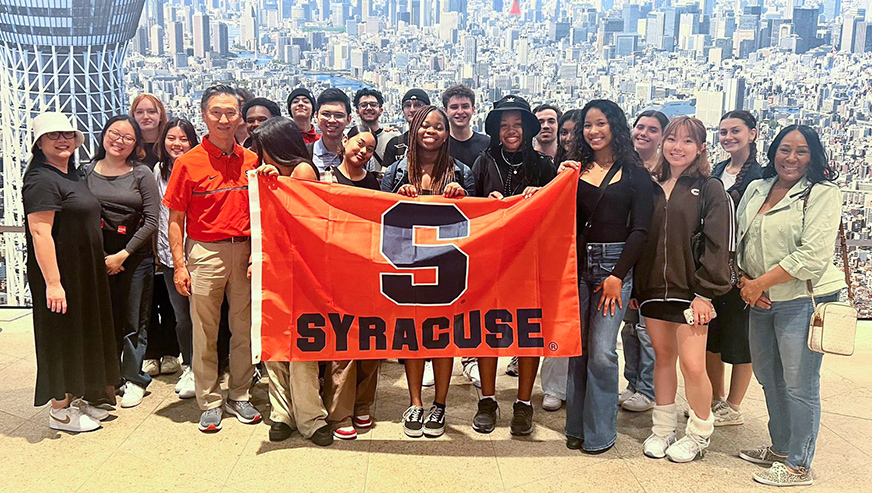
left=721, top=168, right=738, bottom=191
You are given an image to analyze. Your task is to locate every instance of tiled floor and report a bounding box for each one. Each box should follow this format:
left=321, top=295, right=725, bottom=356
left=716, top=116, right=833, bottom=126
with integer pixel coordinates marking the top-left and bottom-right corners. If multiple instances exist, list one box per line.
left=1, top=312, right=870, bottom=492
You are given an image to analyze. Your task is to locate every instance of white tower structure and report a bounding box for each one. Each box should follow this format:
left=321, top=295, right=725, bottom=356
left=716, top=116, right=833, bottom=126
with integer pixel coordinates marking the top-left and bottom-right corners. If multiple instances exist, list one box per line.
left=0, top=0, right=145, bottom=306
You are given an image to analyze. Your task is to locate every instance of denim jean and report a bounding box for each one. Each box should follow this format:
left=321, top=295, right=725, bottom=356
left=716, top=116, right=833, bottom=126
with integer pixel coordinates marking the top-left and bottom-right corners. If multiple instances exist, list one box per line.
left=109, top=253, right=154, bottom=389
left=621, top=319, right=655, bottom=400
left=162, top=266, right=193, bottom=366
left=749, top=292, right=838, bottom=471
left=565, top=242, right=633, bottom=452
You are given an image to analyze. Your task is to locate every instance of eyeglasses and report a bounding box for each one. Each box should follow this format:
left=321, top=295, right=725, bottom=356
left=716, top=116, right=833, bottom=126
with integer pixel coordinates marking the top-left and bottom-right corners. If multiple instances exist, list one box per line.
left=107, top=128, right=136, bottom=145
left=44, top=131, right=76, bottom=140
left=358, top=102, right=381, bottom=109
left=208, top=110, right=239, bottom=121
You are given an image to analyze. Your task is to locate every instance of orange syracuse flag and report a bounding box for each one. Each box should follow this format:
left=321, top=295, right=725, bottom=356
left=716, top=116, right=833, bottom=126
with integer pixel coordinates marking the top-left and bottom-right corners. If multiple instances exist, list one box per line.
left=249, top=169, right=581, bottom=362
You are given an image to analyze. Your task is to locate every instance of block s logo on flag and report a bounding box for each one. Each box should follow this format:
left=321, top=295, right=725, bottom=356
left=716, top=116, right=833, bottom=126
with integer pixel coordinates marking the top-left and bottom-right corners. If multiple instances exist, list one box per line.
left=380, top=202, right=470, bottom=306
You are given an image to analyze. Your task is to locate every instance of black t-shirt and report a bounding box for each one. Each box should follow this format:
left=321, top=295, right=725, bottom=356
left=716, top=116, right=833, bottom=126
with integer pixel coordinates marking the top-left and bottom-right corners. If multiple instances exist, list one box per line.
left=143, top=142, right=159, bottom=167
left=333, top=166, right=380, bottom=190
left=449, top=132, right=490, bottom=167
left=576, top=163, right=654, bottom=280
left=383, top=132, right=409, bottom=168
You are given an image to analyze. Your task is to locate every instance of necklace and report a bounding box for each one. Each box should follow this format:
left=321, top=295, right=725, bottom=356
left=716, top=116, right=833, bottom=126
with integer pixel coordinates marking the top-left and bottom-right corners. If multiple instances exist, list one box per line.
left=497, top=148, right=525, bottom=196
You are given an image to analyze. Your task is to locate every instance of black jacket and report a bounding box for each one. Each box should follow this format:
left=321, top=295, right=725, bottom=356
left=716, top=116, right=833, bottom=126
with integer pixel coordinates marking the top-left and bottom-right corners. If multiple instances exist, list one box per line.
left=380, top=157, right=475, bottom=196
left=635, top=175, right=735, bottom=302
left=711, top=157, right=763, bottom=207
left=471, top=150, right=555, bottom=198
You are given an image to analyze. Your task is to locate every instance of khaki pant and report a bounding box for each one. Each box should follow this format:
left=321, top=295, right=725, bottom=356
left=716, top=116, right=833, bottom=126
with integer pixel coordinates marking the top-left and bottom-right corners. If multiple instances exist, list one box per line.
left=322, top=360, right=380, bottom=429
left=187, top=239, right=254, bottom=410
left=265, top=361, right=327, bottom=438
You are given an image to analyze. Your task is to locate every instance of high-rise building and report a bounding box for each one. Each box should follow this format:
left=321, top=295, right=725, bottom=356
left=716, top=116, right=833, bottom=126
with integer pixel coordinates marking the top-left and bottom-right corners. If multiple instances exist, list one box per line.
left=822, top=0, right=841, bottom=21
left=841, top=11, right=864, bottom=53
left=169, top=21, right=184, bottom=54
left=150, top=24, right=164, bottom=56
left=792, top=7, right=818, bottom=53
left=242, top=3, right=259, bottom=51
left=0, top=0, right=145, bottom=306
left=462, top=35, right=477, bottom=63
left=212, top=21, right=230, bottom=57
left=193, top=12, right=210, bottom=57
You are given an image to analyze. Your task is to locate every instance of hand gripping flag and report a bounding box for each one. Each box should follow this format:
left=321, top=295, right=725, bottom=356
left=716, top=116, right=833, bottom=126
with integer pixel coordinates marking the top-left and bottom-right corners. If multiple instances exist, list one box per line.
left=250, top=170, right=581, bottom=362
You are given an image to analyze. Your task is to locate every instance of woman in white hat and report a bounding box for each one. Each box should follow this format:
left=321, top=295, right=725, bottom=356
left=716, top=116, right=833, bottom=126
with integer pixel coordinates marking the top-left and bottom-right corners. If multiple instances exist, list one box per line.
left=23, top=112, right=120, bottom=433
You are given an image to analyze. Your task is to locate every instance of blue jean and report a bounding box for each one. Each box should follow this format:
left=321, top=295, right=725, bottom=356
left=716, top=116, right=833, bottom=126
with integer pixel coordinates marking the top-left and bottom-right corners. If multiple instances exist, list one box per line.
left=162, top=266, right=193, bottom=366
left=749, top=293, right=838, bottom=471
left=565, top=242, right=632, bottom=451
left=621, top=319, right=655, bottom=400
left=108, top=253, right=154, bottom=389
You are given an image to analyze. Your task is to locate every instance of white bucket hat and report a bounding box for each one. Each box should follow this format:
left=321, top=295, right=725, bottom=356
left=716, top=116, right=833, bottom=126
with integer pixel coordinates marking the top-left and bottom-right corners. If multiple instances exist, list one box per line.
left=28, top=112, right=85, bottom=163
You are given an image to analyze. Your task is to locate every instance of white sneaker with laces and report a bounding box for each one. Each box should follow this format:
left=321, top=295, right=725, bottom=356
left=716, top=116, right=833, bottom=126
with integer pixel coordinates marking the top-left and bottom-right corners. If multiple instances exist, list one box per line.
left=71, top=398, right=110, bottom=421
left=176, top=367, right=196, bottom=399
left=622, top=392, right=655, bottom=412
left=462, top=360, right=482, bottom=388
left=618, top=388, right=634, bottom=405
left=665, top=433, right=710, bottom=462
left=542, top=394, right=563, bottom=411
left=160, top=355, right=181, bottom=374
left=49, top=406, right=100, bottom=433
left=422, top=361, right=435, bottom=387
left=713, top=402, right=744, bottom=426
left=142, top=359, right=160, bottom=376
left=120, top=383, right=145, bottom=408
left=643, top=432, right=676, bottom=459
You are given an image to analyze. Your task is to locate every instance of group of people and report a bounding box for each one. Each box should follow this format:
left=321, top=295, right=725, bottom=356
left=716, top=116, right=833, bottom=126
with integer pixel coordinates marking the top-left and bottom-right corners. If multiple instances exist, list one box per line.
left=23, top=80, right=846, bottom=487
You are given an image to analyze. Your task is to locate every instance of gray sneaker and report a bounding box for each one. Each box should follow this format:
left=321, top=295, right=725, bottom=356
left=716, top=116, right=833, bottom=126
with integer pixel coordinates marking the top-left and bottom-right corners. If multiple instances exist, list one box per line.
left=223, top=399, right=262, bottom=424
left=739, top=445, right=788, bottom=466
left=198, top=407, right=223, bottom=433
left=753, top=462, right=813, bottom=487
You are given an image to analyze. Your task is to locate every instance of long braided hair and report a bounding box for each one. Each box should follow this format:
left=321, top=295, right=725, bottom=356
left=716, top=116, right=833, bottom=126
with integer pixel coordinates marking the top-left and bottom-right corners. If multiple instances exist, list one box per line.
left=719, top=110, right=758, bottom=203
left=407, top=105, right=455, bottom=194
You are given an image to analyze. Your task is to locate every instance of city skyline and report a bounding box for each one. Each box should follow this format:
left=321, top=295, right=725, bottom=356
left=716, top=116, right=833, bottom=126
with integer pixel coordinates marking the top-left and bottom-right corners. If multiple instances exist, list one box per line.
left=1, top=0, right=871, bottom=315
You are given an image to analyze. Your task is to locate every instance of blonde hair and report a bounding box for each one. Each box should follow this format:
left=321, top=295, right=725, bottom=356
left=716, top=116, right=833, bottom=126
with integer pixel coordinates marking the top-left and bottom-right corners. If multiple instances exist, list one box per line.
left=653, top=116, right=711, bottom=182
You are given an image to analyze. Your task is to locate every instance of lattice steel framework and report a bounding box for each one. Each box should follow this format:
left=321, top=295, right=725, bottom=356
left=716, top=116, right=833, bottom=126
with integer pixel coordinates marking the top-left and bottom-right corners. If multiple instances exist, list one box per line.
left=0, top=0, right=144, bottom=305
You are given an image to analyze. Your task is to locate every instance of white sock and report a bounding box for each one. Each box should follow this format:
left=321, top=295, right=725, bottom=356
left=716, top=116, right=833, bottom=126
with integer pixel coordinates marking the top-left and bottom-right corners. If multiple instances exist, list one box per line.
left=515, top=399, right=531, bottom=406
left=482, top=395, right=496, bottom=402
left=652, top=403, right=678, bottom=437
left=727, top=401, right=741, bottom=412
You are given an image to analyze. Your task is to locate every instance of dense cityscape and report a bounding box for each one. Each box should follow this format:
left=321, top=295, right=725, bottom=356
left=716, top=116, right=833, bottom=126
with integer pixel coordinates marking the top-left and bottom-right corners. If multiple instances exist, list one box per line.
left=1, top=0, right=871, bottom=315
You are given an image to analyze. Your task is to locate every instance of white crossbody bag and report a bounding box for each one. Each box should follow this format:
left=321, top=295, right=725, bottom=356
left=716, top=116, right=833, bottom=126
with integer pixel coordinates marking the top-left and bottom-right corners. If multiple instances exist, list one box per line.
left=802, top=189, right=858, bottom=356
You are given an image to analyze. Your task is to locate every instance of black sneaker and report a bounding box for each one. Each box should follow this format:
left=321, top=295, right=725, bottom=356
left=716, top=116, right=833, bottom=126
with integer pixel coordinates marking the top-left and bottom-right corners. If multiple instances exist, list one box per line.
left=402, top=405, right=425, bottom=438
left=310, top=424, right=334, bottom=446
left=423, top=405, right=446, bottom=438
left=473, top=398, right=499, bottom=433
left=510, top=401, right=534, bottom=436
left=269, top=422, right=294, bottom=442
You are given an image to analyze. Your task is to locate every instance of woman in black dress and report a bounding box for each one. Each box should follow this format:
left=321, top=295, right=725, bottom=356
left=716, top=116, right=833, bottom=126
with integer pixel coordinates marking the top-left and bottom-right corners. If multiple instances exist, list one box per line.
left=23, top=112, right=119, bottom=433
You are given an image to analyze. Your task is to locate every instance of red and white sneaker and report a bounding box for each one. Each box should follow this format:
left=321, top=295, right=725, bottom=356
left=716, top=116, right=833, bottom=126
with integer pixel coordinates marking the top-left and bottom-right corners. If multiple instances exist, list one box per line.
left=353, top=415, right=373, bottom=428
left=333, top=426, right=358, bottom=440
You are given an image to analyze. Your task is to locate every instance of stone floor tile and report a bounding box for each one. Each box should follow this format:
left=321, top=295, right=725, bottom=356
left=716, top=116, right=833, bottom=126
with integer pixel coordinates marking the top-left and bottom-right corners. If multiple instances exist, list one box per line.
left=508, top=459, right=644, bottom=493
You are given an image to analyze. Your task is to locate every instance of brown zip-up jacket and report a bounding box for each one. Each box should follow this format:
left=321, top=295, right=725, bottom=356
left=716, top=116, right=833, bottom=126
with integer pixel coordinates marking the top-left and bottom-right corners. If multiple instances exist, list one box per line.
left=635, top=175, right=735, bottom=303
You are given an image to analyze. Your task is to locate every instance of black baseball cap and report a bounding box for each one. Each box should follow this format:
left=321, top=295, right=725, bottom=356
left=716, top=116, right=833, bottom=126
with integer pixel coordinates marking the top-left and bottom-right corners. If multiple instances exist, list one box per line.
left=402, top=89, right=430, bottom=105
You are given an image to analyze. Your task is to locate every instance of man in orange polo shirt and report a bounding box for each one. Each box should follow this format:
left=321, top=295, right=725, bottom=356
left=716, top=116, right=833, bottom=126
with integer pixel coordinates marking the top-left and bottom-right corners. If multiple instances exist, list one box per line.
left=163, top=84, right=262, bottom=433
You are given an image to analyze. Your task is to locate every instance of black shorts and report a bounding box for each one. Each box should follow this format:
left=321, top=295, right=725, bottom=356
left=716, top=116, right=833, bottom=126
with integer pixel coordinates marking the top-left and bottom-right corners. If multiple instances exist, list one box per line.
left=706, top=288, right=751, bottom=364
left=639, top=300, right=691, bottom=325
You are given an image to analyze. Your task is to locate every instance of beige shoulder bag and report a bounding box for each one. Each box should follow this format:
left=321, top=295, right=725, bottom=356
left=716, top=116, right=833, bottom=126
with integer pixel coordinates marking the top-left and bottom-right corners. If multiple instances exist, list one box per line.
left=803, top=190, right=858, bottom=356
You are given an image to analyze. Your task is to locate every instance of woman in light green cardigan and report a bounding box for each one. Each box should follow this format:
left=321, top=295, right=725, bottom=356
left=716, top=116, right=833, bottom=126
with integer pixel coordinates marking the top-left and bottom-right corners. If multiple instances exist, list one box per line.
left=734, top=125, right=846, bottom=488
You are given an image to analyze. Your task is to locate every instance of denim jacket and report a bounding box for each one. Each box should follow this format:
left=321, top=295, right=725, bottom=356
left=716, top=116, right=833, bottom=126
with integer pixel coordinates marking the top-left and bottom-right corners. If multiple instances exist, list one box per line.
left=736, top=176, right=846, bottom=302
left=380, top=157, right=475, bottom=196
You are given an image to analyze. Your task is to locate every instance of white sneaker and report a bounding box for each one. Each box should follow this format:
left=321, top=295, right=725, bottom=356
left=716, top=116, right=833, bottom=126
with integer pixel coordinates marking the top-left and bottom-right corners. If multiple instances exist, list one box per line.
left=49, top=406, right=100, bottom=433
left=505, top=356, right=519, bottom=376
left=462, top=360, right=482, bottom=388
left=176, top=367, right=196, bottom=399
left=665, top=433, right=710, bottom=462
left=618, top=388, right=634, bottom=405
left=120, top=383, right=145, bottom=408
left=71, top=398, right=111, bottom=421
left=713, top=402, right=744, bottom=426
left=142, top=359, right=160, bottom=376
left=160, top=355, right=181, bottom=375
left=622, top=392, right=655, bottom=412
left=422, top=361, right=435, bottom=387
left=542, top=394, right=563, bottom=411
left=643, top=432, right=677, bottom=459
